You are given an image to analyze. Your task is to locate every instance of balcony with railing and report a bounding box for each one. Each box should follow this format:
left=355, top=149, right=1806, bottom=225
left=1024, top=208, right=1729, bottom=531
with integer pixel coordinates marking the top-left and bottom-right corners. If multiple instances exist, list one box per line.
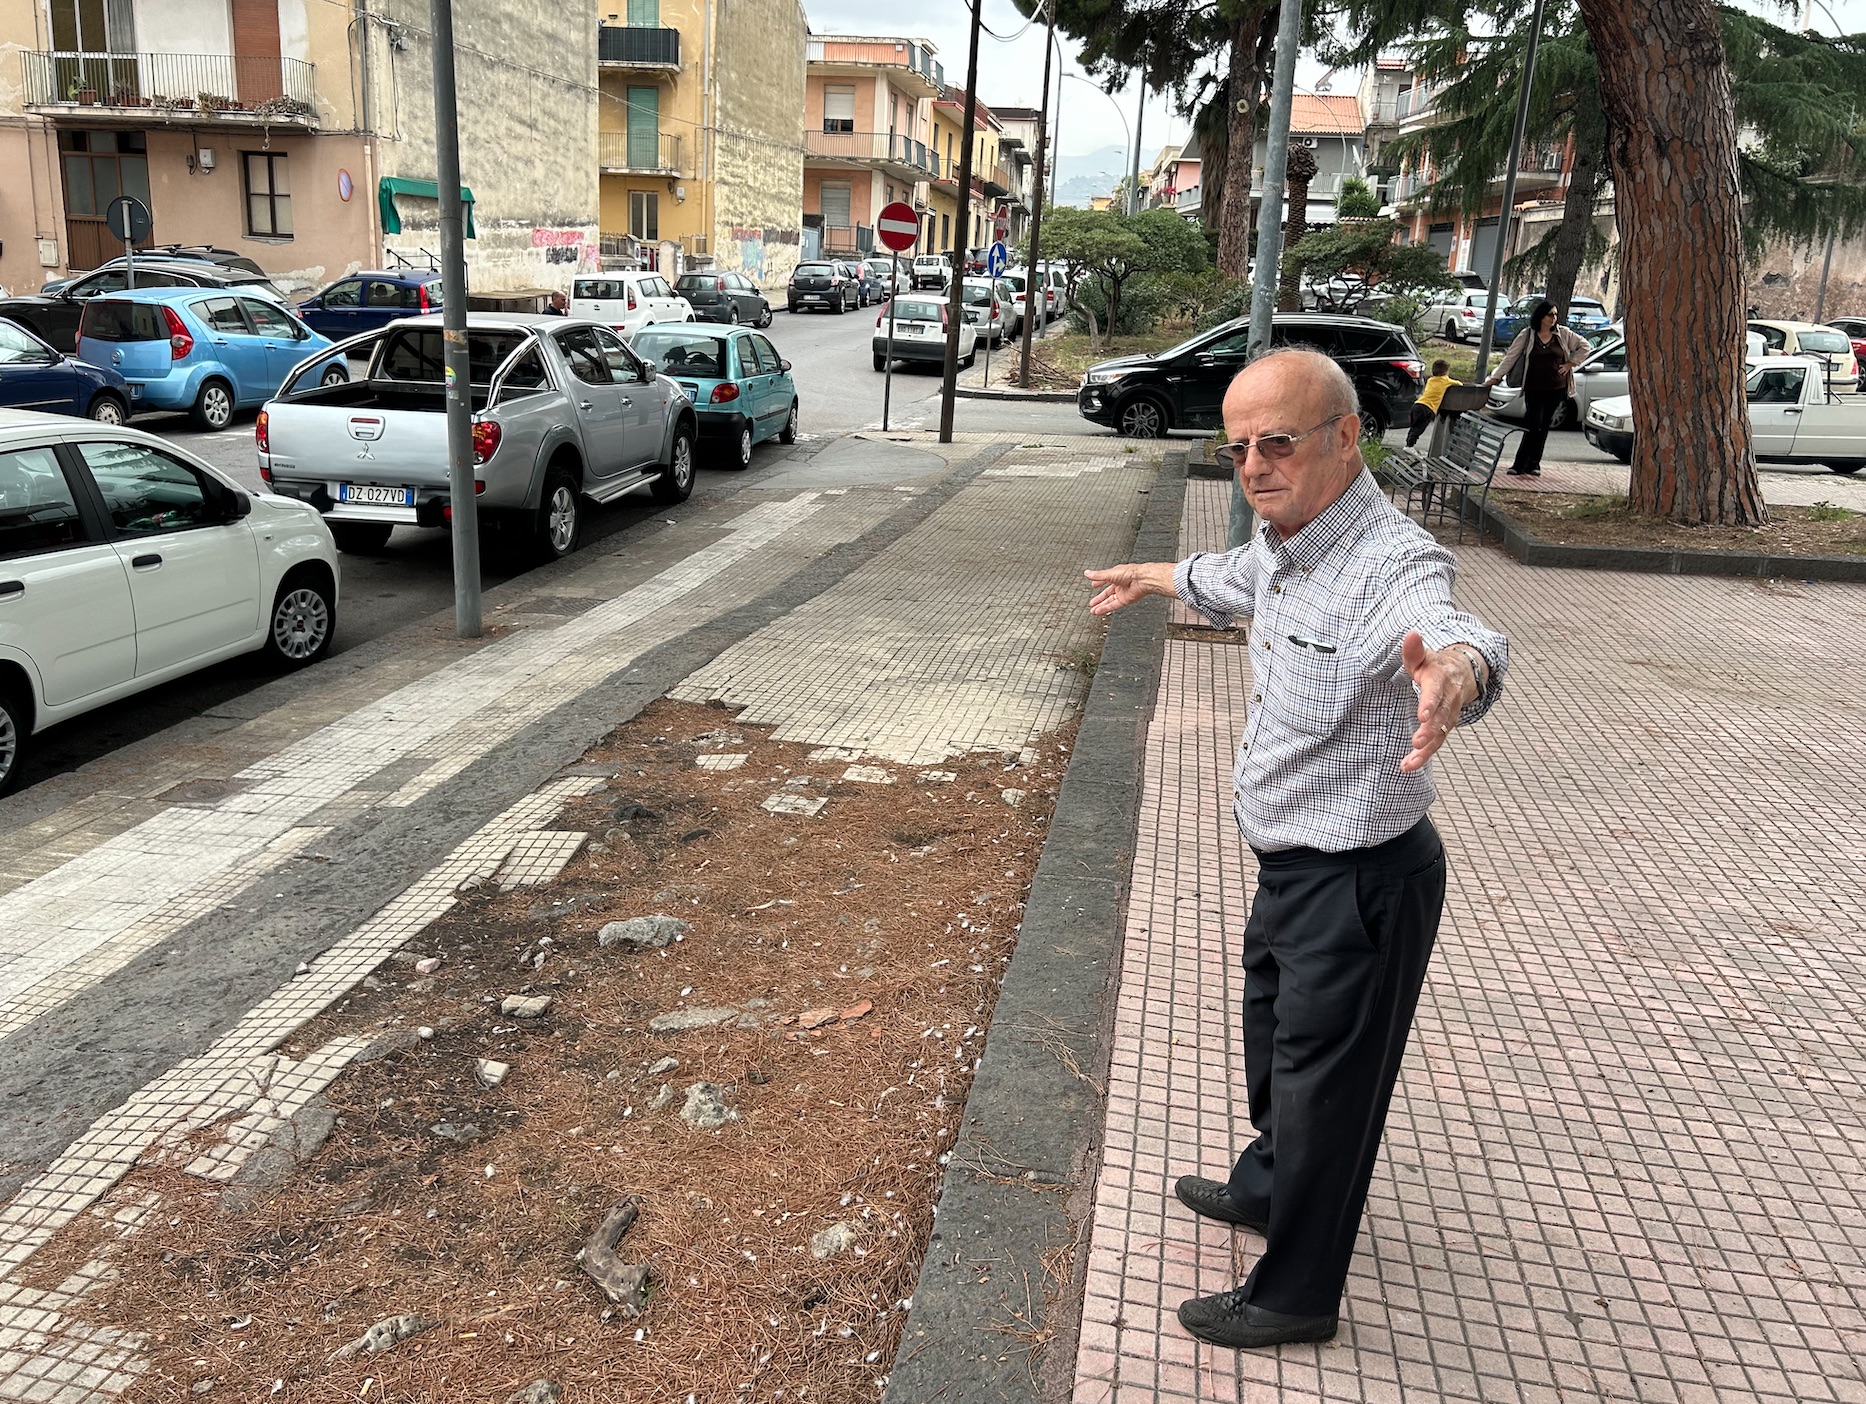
left=22, top=51, right=319, bottom=122
left=806, top=38, right=944, bottom=98
left=980, top=161, right=1014, bottom=197
left=598, top=24, right=680, bottom=69
left=599, top=129, right=683, bottom=176
left=821, top=224, right=876, bottom=255
left=804, top=129, right=940, bottom=179
left=1503, top=142, right=1567, bottom=188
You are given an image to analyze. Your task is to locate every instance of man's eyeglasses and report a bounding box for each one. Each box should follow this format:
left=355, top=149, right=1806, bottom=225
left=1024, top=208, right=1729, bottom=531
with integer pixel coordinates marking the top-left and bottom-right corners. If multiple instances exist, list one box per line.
left=1215, top=414, right=1348, bottom=470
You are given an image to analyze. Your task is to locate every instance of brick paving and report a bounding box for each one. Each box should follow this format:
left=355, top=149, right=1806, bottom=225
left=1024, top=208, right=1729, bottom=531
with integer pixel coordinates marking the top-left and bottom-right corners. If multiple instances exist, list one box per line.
left=1076, top=477, right=1866, bottom=1402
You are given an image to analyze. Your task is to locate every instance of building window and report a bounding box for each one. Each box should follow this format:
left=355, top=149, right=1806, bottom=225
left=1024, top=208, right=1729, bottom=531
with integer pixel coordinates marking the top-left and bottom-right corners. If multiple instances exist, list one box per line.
left=630, top=190, right=659, bottom=241
left=243, top=151, right=291, bottom=237
left=940, top=213, right=950, bottom=250
left=824, top=85, right=856, bottom=134
left=627, top=0, right=659, bottom=23
left=820, top=183, right=851, bottom=231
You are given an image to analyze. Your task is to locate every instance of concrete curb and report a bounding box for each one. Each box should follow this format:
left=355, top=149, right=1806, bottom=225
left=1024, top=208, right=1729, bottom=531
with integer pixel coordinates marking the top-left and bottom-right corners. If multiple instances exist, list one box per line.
left=953, top=385, right=1079, bottom=404
left=1468, top=492, right=1866, bottom=580
left=884, top=449, right=1188, bottom=1404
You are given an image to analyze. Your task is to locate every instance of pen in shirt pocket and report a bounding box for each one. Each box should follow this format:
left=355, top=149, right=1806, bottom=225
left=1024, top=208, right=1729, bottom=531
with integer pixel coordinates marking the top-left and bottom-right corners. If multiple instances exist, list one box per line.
left=1286, top=634, right=1338, bottom=654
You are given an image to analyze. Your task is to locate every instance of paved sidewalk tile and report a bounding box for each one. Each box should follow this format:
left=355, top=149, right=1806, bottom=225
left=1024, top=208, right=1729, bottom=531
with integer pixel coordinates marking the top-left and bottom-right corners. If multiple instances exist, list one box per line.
left=1080, top=532, right=1866, bottom=1399
left=1525, top=459, right=1866, bottom=511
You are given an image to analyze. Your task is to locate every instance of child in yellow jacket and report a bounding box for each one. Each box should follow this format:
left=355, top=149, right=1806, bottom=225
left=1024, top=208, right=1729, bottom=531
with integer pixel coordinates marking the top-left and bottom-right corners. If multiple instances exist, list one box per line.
left=1406, top=360, right=1459, bottom=448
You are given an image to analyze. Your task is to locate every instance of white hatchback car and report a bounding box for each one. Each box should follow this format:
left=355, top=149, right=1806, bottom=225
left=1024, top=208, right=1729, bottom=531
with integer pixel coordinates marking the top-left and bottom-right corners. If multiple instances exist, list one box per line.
left=570, top=272, right=694, bottom=337
left=0, top=410, right=339, bottom=793
left=873, top=294, right=976, bottom=371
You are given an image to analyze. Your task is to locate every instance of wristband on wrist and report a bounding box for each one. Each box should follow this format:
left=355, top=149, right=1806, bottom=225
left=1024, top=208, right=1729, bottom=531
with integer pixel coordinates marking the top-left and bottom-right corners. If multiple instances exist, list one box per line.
left=1448, top=645, right=1486, bottom=701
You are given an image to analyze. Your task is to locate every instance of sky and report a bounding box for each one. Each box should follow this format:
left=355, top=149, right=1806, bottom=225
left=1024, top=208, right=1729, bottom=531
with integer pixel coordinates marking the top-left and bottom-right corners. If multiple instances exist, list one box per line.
left=798, top=1, right=1866, bottom=195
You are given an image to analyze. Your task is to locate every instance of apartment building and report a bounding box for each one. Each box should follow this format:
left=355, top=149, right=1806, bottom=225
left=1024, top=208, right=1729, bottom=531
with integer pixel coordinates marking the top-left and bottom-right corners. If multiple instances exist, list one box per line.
left=928, top=89, right=1010, bottom=257
left=2, top=0, right=603, bottom=298
left=800, top=34, right=943, bottom=261
left=598, top=0, right=807, bottom=289
left=1250, top=95, right=1365, bottom=228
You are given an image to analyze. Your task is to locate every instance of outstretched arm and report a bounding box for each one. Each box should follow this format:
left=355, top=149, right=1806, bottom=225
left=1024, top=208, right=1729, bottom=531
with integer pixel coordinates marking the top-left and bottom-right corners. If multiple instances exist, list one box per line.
left=1085, top=562, right=1178, bottom=616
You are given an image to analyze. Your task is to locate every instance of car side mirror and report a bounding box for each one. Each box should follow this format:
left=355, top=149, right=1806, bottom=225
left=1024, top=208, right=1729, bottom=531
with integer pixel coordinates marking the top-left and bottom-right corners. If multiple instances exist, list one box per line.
left=227, top=489, right=253, bottom=520
left=779, top=359, right=792, bottom=372
left=640, top=359, right=659, bottom=380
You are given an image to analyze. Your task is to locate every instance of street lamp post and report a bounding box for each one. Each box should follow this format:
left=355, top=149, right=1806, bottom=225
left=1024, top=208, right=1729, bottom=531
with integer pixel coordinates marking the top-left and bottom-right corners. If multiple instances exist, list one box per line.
left=1060, top=73, right=1132, bottom=215
left=1474, top=0, right=1550, bottom=381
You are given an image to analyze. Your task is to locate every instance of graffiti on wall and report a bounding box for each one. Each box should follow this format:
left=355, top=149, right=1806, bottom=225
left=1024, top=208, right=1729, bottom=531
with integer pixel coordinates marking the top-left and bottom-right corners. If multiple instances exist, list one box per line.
left=532, top=227, right=602, bottom=272
left=727, top=227, right=802, bottom=284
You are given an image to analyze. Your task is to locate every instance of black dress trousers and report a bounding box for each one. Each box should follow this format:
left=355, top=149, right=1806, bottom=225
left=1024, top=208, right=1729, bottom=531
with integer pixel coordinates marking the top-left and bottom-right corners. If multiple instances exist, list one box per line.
left=1223, top=818, right=1447, bottom=1317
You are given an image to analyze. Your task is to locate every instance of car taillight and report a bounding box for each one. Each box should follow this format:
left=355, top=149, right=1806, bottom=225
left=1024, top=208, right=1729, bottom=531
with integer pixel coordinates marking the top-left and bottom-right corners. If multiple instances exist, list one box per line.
left=992, top=301, right=1001, bottom=317
left=1391, top=359, right=1423, bottom=380
left=710, top=383, right=740, bottom=403
left=940, top=305, right=949, bottom=329
left=471, top=419, right=502, bottom=464
left=416, top=284, right=430, bottom=312
left=627, top=289, right=637, bottom=311
left=715, top=277, right=726, bottom=290
left=256, top=409, right=270, bottom=453
left=877, top=311, right=884, bottom=327
left=163, top=305, right=193, bottom=360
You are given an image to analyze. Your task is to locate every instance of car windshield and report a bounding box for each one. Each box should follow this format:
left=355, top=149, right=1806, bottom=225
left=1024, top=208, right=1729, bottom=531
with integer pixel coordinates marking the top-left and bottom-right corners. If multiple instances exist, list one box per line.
left=999, top=273, right=1027, bottom=292
left=380, top=328, right=529, bottom=383
left=1797, top=329, right=1851, bottom=355
left=962, top=282, right=997, bottom=306
left=573, top=280, right=626, bottom=299
left=796, top=263, right=837, bottom=276
left=79, top=300, right=164, bottom=342
left=892, top=300, right=942, bottom=321
left=676, top=275, right=724, bottom=292
left=1571, top=299, right=1605, bottom=312
left=631, top=330, right=727, bottom=377
left=0, top=321, right=52, bottom=362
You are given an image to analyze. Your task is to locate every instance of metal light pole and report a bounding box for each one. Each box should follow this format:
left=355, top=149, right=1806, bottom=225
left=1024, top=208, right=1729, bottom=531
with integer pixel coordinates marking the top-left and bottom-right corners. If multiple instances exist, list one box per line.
left=1475, top=0, right=1549, bottom=381
left=938, top=3, right=985, bottom=443
left=1018, top=0, right=1057, bottom=387
left=1129, top=82, right=1146, bottom=214
left=429, top=0, right=480, bottom=638
left=1246, top=0, right=1302, bottom=361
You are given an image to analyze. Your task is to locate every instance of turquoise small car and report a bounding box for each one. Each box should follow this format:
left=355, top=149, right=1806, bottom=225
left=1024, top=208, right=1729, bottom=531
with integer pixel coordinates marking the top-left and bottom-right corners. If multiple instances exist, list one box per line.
left=628, top=323, right=798, bottom=469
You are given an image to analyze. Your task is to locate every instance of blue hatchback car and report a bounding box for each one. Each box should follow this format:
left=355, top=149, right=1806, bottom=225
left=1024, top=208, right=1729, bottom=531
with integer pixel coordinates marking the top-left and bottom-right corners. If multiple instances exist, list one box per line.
left=296, top=270, right=445, bottom=340
left=75, top=288, right=347, bottom=431
left=0, top=316, right=134, bottom=424
left=628, top=323, right=798, bottom=469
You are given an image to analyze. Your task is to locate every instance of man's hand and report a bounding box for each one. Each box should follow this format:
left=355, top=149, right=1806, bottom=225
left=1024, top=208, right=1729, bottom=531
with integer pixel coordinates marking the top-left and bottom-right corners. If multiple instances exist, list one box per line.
left=1400, top=630, right=1479, bottom=772
left=1085, top=562, right=1177, bottom=617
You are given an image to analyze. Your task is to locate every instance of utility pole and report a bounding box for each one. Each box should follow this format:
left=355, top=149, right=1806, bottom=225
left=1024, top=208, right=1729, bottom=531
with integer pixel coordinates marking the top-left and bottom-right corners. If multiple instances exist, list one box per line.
left=1246, top=0, right=1301, bottom=362
left=1129, top=82, right=1146, bottom=214
left=1475, top=0, right=1549, bottom=380
left=429, top=0, right=480, bottom=638
left=938, top=1, right=984, bottom=444
left=1018, top=0, right=1056, bottom=388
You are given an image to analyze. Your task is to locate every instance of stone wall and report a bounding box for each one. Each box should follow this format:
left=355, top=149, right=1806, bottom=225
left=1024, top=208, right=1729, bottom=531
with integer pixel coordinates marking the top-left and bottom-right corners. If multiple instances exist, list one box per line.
left=710, top=0, right=808, bottom=294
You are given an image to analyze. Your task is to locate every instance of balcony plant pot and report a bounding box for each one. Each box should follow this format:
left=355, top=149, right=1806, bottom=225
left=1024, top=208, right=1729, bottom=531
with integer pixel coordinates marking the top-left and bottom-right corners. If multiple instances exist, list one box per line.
left=76, top=87, right=98, bottom=105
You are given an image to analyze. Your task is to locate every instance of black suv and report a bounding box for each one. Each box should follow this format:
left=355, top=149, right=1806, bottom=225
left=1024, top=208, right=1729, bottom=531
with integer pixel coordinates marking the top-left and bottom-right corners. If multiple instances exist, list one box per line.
left=1077, top=313, right=1424, bottom=440
left=3, top=258, right=285, bottom=353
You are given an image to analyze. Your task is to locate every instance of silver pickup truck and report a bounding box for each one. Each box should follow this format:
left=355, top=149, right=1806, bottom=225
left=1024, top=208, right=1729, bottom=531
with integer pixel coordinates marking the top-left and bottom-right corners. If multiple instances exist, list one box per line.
left=258, top=313, right=697, bottom=559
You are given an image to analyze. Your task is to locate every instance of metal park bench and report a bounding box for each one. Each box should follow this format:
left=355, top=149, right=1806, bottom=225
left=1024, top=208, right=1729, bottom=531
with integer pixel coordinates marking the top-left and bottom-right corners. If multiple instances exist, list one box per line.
left=1379, top=411, right=1515, bottom=543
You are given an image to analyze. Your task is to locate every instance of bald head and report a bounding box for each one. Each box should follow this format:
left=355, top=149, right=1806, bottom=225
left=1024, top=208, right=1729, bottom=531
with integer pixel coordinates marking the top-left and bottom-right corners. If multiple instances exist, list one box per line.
left=1221, top=348, right=1366, bottom=535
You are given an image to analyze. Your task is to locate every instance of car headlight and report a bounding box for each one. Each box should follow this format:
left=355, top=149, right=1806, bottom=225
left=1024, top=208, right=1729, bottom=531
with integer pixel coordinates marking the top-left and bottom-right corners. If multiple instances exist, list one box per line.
left=1083, top=369, right=1129, bottom=386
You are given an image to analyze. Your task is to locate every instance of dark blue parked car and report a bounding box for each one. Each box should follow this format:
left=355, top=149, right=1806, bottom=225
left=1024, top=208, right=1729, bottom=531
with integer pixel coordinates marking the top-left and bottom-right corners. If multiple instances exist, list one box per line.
left=296, top=270, right=444, bottom=340
left=0, top=316, right=133, bottom=423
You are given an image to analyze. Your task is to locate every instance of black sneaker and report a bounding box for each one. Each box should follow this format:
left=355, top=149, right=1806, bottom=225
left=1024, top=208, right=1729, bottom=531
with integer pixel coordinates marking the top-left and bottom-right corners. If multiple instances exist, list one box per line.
left=1177, top=1289, right=1338, bottom=1349
left=1172, top=1176, right=1268, bottom=1234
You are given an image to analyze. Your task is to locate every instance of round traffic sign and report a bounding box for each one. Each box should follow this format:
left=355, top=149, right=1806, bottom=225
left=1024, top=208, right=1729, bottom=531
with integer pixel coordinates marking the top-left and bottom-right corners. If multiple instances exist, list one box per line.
left=105, top=195, right=152, bottom=245
left=877, top=201, right=920, bottom=253
left=987, top=241, right=1008, bottom=276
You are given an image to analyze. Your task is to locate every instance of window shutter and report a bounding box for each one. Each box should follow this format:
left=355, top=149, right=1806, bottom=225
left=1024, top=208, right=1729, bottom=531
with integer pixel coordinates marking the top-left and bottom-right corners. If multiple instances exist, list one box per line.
left=820, top=184, right=851, bottom=229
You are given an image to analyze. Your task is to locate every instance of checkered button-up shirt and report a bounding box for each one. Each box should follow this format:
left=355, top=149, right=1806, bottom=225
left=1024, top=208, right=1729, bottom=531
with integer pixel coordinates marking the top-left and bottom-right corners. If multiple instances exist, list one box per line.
left=1174, top=470, right=1508, bottom=853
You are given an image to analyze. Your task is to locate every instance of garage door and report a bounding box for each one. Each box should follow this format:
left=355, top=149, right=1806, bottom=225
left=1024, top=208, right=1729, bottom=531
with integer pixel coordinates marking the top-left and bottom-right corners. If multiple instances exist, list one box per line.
left=1468, top=217, right=1501, bottom=278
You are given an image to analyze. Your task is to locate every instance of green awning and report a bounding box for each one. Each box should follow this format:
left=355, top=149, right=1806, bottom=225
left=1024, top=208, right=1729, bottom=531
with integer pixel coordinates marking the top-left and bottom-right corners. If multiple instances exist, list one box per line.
left=379, top=177, right=476, bottom=238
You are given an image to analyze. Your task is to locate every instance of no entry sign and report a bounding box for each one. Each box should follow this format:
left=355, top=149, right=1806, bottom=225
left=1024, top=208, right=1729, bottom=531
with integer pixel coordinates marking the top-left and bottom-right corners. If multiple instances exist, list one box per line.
left=877, top=201, right=920, bottom=253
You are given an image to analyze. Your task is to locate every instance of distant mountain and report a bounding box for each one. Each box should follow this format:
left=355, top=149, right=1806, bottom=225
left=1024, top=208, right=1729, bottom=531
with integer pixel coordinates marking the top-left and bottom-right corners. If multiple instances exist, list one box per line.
left=1048, top=144, right=1129, bottom=208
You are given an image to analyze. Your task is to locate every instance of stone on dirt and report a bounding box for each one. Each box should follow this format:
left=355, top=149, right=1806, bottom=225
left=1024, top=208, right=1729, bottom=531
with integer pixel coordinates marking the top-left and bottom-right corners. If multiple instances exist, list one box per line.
left=811, top=1221, right=862, bottom=1259
left=649, top=1006, right=738, bottom=1033
left=645, top=1055, right=679, bottom=1077
left=506, top=1383, right=563, bottom=1404
left=841, top=999, right=873, bottom=1022
left=331, top=1313, right=437, bottom=1360
left=599, top=915, right=691, bottom=950
left=500, top=994, right=553, bottom=1019
left=414, top=957, right=441, bottom=975
left=476, top=1060, right=510, bottom=1089
left=580, top=1202, right=652, bottom=1315
left=649, top=1083, right=674, bottom=1111
left=679, top=1082, right=739, bottom=1129
left=798, top=1008, right=839, bottom=1030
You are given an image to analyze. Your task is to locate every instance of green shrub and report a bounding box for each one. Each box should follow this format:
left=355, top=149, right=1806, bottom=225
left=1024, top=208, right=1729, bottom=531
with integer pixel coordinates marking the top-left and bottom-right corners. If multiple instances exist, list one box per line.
left=1070, top=273, right=1174, bottom=336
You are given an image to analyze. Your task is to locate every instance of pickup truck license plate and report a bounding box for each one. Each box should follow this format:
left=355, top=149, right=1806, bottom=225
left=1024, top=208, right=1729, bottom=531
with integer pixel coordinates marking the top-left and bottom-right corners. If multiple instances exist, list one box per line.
left=338, top=484, right=416, bottom=506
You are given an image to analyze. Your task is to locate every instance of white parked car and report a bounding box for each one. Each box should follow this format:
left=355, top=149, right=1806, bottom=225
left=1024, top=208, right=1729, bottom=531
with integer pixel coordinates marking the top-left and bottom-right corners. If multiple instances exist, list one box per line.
left=0, top=410, right=339, bottom=793
left=959, top=277, right=1018, bottom=346
left=569, top=272, right=693, bottom=336
left=1423, top=290, right=1499, bottom=343
left=873, top=294, right=976, bottom=372
left=864, top=257, right=913, bottom=298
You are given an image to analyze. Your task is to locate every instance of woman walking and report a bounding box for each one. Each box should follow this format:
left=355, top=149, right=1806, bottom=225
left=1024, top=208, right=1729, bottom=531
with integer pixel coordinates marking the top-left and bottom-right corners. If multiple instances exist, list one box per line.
left=1483, top=300, right=1591, bottom=476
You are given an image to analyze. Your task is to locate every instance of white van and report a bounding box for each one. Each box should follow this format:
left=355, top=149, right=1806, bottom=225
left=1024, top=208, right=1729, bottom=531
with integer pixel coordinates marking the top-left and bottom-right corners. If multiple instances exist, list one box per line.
left=570, top=272, right=693, bottom=336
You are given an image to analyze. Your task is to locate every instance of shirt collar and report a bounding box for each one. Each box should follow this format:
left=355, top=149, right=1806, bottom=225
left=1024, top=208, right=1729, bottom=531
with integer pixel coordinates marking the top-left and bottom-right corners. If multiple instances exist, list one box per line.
left=1259, top=469, right=1380, bottom=571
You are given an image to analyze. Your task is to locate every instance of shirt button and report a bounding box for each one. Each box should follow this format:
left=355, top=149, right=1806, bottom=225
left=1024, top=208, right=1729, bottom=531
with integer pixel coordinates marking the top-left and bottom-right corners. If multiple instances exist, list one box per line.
left=1271, top=585, right=1282, bottom=594
left=1253, top=694, right=1262, bottom=703
left=1262, top=641, right=1270, bottom=650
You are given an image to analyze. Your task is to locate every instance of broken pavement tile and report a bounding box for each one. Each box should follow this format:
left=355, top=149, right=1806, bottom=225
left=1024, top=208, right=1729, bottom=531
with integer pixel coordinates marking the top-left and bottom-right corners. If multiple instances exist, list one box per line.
left=476, top=1060, right=510, bottom=1089
left=762, top=793, right=827, bottom=817
left=694, top=753, right=748, bottom=771
left=648, top=1006, right=738, bottom=1034
left=500, top=994, right=554, bottom=1019
left=842, top=765, right=895, bottom=784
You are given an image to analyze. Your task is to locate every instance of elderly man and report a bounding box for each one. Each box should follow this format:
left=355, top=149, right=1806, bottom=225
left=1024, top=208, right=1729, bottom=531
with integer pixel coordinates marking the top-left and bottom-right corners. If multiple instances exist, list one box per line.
left=1085, top=349, right=1508, bottom=1350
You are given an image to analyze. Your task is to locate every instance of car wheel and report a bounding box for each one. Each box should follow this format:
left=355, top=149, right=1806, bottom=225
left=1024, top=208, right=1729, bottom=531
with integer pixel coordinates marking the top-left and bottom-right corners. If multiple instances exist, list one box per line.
left=962, top=349, right=976, bottom=370
left=727, top=303, right=740, bottom=325
left=757, top=304, right=773, bottom=328
left=0, top=680, right=27, bottom=798
left=1116, top=395, right=1169, bottom=439
left=320, top=365, right=349, bottom=387
left=723, top=423, right=754, bottom=470
left=874, top=354, right=888, bottom=372
left=1550, top=398, right=1578, bottom=431
left=86, top=391, right=128, bottom=424
left=652, top=424, right=696, bottom=503
left=1828, top=461, right=1865, bottom=475
left=1445, top=320, right=1464, bottom=343
left=329, top=522, right=393, bottom=554
left=536, top=466, right=582, bottom=561
left=1359, top=403, right=1391, bottom=442
left=779, top=399, right=799, bottom=444
left=1613, top=446, right=1633, bottom=466
left=832, top=296, right=846, bottom=315
left=263, top=569, right=336, bottom=669
left=787, top=302, right=799, bottom=314
left=191, top=377, right=235, bottom=432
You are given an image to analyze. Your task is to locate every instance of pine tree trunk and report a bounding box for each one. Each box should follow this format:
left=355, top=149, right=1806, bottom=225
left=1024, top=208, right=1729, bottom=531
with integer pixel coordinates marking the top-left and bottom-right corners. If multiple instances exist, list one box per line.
left=1576, top=0, right=1765, bottom=525
left=1216, top=5, right=1269, bottom=280
left=1199, top=89, right=1229, bottom=232
left=1277, top=145, right=1318, bottom=312
left=1545, top=100, right=1608, bottom=318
